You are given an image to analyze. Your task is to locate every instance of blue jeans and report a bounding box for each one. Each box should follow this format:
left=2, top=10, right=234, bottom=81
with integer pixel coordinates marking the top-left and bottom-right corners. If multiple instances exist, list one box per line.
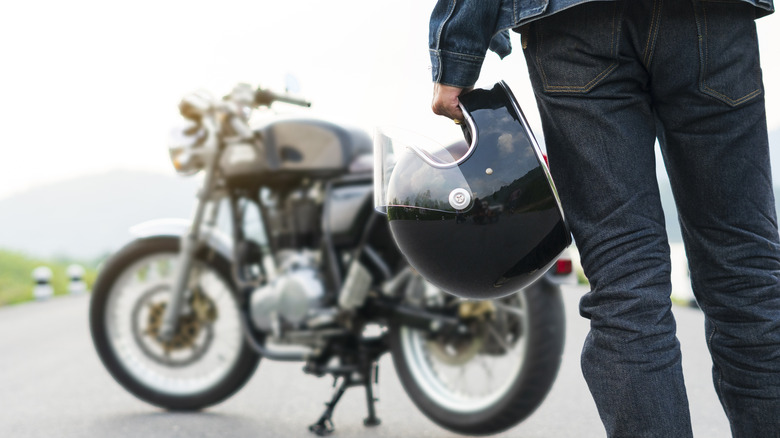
left=522, top=0, right=780, bottom=436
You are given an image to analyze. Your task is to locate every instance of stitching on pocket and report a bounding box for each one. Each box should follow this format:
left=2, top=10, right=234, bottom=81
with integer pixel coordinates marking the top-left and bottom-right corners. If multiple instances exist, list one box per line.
left=541, top=63, right=619, bottom=93
left=700, top=86, right=762, bottom=107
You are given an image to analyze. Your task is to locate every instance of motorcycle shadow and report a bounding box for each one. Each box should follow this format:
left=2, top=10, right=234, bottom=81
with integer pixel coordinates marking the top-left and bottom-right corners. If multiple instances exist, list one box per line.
left=89, top=409, right=469, bottom=438
left=90, top=411, right=265, bottom=438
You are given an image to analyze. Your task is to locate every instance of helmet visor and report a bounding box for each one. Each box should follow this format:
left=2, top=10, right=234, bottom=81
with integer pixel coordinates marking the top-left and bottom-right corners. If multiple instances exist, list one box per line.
left=374, top=126, right=474, bottom=214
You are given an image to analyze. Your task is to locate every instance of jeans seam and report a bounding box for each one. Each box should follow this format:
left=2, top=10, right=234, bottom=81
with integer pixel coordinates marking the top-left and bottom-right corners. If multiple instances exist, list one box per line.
left=434, top=0, right=456, bottom=51
left=708, top=322, right=733, bottom=420
left=642, top=0, right=663, bottom=68
left=437, top=49, right=485, bottom=62
left=432, top=0, right=457, bottom=83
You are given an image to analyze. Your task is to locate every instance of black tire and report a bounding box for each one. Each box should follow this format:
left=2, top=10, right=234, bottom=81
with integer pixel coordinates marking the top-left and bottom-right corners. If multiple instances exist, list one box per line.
left=90, top=236, right=260, bottom=411
left=388, top=280, right=565, bottom=435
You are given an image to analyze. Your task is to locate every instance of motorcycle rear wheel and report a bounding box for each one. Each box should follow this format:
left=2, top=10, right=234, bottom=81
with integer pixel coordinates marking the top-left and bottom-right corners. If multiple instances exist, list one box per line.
left=388, top=279, right=565, bottom=435
left=90, top=237, right=260, bottom=410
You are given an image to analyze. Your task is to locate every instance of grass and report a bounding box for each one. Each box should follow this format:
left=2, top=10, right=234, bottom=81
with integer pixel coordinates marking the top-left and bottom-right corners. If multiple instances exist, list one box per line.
left=0, top=249, right=99, bottom=306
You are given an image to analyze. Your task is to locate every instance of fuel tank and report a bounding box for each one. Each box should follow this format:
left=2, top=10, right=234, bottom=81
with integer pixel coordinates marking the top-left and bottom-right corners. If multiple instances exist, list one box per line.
left=221, top=119, right=372, bottom=187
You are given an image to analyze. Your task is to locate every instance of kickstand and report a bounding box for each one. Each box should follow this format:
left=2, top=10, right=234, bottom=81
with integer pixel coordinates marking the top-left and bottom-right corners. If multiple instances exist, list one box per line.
left=363, top=361, right=381, bottom=427
left=309, top=375, right=352, bottom=436
left=308, top=361, right=382, bottom=435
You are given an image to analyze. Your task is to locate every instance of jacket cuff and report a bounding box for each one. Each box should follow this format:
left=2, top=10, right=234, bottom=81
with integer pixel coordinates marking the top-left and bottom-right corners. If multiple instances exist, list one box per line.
left=430, top=49, right=484, bottom=88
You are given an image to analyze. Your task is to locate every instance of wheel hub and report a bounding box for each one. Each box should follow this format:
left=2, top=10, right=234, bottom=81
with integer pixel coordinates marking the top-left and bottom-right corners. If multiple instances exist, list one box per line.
left=131, top=284, right=217, bottom=365
left=144, top=302, right=203, bottom=352
left=426, top=327, right=486, bottom=366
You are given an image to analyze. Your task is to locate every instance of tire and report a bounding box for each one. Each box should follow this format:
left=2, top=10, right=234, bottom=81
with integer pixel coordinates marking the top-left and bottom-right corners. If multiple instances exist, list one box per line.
left=388, top=279, right=565, bottom=435
left=90, top=237, right=260, bottom=410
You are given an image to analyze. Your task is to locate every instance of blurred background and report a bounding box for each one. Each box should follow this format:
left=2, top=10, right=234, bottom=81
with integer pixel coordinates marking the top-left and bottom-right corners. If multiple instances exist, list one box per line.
left=1, top=0, right=779, bottom=303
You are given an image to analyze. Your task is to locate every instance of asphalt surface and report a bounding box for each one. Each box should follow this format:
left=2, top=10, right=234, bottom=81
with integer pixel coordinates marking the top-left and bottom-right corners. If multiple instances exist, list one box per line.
left=0, top=286, right=731, bottom=438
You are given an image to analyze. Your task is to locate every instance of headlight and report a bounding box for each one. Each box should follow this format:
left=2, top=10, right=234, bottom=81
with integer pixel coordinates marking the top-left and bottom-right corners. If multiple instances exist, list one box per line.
left=168, top=121, right=206, bottom=175
left=179, top=90, right=213, bottom=121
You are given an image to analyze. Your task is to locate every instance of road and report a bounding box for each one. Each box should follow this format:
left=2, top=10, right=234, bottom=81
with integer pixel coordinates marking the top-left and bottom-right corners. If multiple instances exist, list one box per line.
left=0, top=286, right=731, bottom=438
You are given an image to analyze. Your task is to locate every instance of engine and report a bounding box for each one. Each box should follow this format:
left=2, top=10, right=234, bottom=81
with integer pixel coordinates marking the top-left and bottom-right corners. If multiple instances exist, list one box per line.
left=248, top=179, right=377, bottom=340
left=250, top=252, right=332, bottom=336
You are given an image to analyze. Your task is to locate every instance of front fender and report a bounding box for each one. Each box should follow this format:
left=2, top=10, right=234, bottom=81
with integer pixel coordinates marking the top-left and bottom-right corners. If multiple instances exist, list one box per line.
left=129, top=218, right=234, bottom=262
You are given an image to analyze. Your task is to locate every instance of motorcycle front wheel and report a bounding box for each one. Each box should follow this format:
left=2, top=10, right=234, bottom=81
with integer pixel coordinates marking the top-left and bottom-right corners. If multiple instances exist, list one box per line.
left=90, top=237, right=260, bottom=410
left=389, top=278, right=565, bottom=435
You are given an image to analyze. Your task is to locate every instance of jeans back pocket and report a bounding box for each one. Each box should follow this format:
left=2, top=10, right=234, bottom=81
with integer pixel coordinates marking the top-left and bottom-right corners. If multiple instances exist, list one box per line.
left=695, top=0, right=762, bottom=107
left=529, top=1, right=622, bottom=94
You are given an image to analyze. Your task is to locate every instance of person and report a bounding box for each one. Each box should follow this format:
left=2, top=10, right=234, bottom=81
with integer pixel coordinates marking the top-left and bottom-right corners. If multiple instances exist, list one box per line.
left=429, top=0, right=780, bottom=437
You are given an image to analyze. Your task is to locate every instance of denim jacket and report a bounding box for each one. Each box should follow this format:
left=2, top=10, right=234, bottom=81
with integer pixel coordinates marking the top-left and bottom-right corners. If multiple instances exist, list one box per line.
left=429, top=0, right=774, bottom=88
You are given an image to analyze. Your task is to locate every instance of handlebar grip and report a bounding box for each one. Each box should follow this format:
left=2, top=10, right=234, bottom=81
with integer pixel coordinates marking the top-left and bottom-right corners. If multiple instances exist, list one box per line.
left=254, top=88, right=311, bottom=107
left=274, top=94, right=312, bottom=107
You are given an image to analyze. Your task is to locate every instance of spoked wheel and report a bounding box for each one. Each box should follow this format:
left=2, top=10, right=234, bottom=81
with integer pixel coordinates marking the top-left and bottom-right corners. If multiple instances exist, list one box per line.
left=90, top=237, right=259, bottom=410
left=389, top=277, right=565, bottom=435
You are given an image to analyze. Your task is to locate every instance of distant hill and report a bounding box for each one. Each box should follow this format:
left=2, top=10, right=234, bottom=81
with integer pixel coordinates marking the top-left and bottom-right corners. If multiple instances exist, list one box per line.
left=0, top=170, right=201, bottom=259
left=1, top=161, right=780, bottom=260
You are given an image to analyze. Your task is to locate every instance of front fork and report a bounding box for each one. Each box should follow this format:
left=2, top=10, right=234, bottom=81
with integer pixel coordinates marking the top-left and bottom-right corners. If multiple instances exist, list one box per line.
left=158, top=161, right=222, bottom=342
left=158, top=227, right=200, bottom=341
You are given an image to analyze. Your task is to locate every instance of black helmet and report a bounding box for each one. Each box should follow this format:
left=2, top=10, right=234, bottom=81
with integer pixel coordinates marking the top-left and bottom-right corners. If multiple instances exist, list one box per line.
left=374, top=81, right=571, bottom=299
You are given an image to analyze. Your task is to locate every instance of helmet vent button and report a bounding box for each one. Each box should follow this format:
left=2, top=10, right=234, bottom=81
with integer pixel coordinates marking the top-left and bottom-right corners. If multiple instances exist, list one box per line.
left=449, top=188, right=471, bottom=210
left=486, top=168, right=494, bottom=175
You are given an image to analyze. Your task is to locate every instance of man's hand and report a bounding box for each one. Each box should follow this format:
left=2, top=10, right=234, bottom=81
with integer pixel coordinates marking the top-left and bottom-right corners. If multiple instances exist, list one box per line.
left=432, top=83, right=472, bottom=122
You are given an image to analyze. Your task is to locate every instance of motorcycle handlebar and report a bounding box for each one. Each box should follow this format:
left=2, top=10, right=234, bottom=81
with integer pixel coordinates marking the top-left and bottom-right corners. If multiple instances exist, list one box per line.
left=254, top=88, right=311, bottom=108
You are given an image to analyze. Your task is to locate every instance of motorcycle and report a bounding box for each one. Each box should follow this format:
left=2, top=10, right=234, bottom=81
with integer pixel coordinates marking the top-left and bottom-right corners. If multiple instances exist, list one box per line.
left=89, top=82, right=574, bottom=435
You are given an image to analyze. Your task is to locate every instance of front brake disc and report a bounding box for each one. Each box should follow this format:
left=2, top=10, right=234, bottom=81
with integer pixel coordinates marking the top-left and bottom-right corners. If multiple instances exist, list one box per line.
left=130, top=285, right=214, bottom=367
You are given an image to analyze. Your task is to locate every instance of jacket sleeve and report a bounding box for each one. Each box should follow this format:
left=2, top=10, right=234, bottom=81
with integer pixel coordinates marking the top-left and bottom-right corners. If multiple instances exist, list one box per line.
left=429, top=0, right=511, bottom=88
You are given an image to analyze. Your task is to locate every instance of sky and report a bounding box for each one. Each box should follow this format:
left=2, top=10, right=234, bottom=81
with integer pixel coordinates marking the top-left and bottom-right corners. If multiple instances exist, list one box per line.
left=1, top=0, right=780, bottom=201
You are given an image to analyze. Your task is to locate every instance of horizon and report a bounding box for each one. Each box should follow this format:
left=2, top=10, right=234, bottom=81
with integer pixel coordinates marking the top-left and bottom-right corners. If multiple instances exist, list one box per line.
left=7, top=166, right=780, bottom=260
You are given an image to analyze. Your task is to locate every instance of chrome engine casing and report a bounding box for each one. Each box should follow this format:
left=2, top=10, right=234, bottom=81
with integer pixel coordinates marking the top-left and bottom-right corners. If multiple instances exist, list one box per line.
left=250, top=252, right=327, bottom=333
